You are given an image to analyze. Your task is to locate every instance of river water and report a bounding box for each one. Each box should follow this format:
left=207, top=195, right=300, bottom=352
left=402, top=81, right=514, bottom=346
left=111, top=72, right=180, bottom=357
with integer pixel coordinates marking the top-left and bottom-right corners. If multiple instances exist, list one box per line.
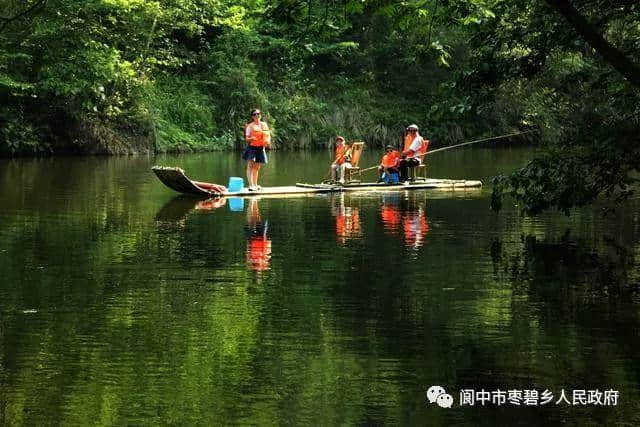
left=1, top=147, right=639, bottom=425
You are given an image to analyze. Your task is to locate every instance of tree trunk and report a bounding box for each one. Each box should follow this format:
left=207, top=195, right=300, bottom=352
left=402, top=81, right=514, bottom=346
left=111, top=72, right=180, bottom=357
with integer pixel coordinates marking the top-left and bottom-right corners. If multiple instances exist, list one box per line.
left=545, top=0, right=640, bottom=88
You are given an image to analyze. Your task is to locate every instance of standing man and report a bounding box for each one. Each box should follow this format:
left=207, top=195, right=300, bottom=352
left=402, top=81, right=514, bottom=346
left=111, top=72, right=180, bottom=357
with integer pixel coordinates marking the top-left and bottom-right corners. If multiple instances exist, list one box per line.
left=398, top=124, right=428, bottom=182
left=243, top=109, right=271, bottom=191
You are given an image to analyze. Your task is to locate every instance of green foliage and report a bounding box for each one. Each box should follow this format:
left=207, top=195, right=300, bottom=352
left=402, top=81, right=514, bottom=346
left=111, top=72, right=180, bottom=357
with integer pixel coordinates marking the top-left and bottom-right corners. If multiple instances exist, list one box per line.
left=141, top=77, right=233, bottom=152
left=492, top=116, right=640, bottom=216
left=2, top=0, right=640, bottom=214
left=0, top=106, right=47, bottom=155
left=2, top=0, right=487, bottom=155
left=463, top=1, right=640, bottom=214
left=1, top=0, right=256, bottom=153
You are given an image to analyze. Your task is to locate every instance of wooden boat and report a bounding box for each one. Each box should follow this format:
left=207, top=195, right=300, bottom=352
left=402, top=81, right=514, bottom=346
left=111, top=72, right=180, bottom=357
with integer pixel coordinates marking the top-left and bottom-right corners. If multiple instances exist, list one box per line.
left=152, top=166, right=482, bottom=198
left=152, top=166, right=223, bottom=196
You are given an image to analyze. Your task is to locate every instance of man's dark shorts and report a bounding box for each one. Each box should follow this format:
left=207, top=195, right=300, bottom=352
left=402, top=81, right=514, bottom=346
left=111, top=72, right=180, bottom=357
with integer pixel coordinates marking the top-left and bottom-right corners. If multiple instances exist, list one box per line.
left=242, top=146, right=268, bottom=164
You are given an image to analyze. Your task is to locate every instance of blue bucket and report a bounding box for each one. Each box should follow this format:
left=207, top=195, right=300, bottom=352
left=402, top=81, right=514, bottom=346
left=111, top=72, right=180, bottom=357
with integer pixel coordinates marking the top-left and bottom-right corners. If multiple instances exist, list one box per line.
left=228, top=177, right=244, bottom=193
left=228, top=198, right=245, bottom=212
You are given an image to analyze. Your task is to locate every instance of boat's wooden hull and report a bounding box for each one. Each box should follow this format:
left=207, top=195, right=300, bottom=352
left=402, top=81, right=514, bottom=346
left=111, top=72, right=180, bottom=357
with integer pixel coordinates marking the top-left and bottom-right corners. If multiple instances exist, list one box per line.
left=152, top=166, right=482, bottom=198
left=152, top=166, right=220, bottom=196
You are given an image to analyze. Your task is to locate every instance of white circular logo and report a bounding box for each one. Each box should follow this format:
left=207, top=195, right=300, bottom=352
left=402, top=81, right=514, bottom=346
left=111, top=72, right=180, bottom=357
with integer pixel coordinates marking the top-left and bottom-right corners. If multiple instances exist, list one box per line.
left=436, top=393, right=454, bottom=408
left=427, top=385, right=447, bottom=403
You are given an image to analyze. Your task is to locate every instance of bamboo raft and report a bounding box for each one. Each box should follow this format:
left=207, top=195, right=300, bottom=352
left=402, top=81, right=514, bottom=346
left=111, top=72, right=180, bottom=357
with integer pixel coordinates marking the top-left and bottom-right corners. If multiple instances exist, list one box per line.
left=152, top=166, right=482, bottom=198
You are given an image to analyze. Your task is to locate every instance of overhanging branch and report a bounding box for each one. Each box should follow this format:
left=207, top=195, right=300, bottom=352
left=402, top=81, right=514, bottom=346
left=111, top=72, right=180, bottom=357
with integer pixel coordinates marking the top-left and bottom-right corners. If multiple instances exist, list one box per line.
left=0, top=0, right=47, bottom=34
left=545, top=0, right=640, bottom=88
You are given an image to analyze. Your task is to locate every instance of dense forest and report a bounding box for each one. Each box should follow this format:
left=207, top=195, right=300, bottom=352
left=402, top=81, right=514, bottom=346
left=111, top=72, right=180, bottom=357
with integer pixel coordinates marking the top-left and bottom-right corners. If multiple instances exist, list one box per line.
left=1, top=0, right=639, bottom=213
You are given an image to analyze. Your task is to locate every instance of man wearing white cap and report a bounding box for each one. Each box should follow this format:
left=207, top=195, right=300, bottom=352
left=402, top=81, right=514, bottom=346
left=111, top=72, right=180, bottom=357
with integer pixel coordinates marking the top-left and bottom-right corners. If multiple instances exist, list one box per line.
left=399, top=124, right=428, bottom=182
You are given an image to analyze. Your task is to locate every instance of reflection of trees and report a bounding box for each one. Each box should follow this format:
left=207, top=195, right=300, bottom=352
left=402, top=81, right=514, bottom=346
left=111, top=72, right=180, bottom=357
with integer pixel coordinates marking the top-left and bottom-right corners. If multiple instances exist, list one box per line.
left=3, top=154, right=640, bottom=425
left=481, top=234, right=640, bottom=423
left=318, top=196, right=640, bottom=425
left=0, top=170, right=375, bottom=424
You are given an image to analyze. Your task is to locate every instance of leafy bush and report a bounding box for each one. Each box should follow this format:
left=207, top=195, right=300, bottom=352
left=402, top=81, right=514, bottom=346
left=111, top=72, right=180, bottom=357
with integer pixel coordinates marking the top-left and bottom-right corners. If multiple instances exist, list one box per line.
left=141, top=77, right=233, bottom=152
left=0, top=107, right=48, bottom=156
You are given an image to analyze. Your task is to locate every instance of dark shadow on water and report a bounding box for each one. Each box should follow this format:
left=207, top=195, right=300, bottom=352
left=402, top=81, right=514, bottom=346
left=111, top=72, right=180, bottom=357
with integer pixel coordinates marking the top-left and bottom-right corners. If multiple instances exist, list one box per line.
left=491, top=233, right=640, bottom=298
left=155, top=196, right=228, bottom=222
left=155, top=196, right=202, bottom=222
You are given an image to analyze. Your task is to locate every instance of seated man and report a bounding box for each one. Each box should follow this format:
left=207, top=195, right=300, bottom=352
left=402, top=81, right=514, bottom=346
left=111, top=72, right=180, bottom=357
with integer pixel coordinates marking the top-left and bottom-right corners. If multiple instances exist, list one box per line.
left=378, top=145, right=400, bottom=183
left=330, top=136, right=352, bottom=183
left=398, top=124, right=428, bottom=182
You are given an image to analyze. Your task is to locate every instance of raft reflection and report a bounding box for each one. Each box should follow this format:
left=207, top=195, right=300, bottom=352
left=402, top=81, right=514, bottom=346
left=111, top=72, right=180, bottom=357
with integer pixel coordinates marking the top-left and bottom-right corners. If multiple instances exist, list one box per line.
left=155, top=196, right=272, bottom=272
left=156, top=190, right=430, bottom=272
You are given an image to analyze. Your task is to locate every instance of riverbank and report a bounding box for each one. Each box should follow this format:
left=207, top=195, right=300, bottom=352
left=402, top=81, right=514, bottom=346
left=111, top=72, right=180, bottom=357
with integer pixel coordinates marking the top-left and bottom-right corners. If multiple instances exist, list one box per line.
left=1, top=78, right=487, bottom=157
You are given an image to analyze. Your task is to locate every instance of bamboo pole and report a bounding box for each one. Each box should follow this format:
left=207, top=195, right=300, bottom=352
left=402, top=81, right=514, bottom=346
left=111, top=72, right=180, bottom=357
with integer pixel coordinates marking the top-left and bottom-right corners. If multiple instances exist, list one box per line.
left=356, top=130, right=535, bottom=175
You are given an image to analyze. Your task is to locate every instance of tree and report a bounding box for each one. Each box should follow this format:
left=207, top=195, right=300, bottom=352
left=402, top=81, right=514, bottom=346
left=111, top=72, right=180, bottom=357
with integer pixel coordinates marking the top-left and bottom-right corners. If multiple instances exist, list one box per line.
left=488, top=1, right=640, bottom=215
left=545, top=0, right=640, bottom=88
left=0, top=0, right=47, bottom=33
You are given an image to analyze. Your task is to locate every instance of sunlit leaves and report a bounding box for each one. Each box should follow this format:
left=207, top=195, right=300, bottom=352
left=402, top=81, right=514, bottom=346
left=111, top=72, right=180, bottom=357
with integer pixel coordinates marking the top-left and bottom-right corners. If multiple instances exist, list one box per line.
left=1, top=0, right=638, bottom=178
left=345, top=0, right=364, bottom=14
left=430, top=40, right=451, bottom=67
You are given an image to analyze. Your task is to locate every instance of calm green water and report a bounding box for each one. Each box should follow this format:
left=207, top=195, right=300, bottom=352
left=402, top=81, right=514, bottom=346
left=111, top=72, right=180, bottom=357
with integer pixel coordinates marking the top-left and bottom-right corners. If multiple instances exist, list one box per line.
left=1, top=147, right=640, bottom=425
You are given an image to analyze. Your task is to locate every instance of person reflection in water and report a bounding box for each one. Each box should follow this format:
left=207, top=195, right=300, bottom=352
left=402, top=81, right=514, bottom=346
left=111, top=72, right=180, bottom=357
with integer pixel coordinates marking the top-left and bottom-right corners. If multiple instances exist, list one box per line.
left=403, top=206, right=429, bottom=250
left=331, top=194, right=362, bottom=245
left=380, top=195, right=429, bottom=249
left=245, top=199, right=272, bottom=272
left=380, top=194, right=402, bottom=234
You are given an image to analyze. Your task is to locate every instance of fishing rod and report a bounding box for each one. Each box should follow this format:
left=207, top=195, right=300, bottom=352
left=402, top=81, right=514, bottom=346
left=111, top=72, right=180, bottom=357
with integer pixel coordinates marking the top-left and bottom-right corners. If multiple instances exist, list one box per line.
left=356, top=130, right=536, bottom=175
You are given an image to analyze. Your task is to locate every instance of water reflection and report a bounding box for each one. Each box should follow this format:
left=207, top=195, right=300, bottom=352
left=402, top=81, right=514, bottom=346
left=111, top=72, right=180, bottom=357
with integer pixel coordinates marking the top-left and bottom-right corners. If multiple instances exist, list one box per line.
left=4, top=148, right=640, bottom=426
left=155, top=196, right=227, bottom=229
left=155, top=196, right=199, bottom=223
left=380, top=195, right=403, bottom=234
left=155, top=196, right=273, bottom=272
left=156, top=191, right=432, bottom=268
left=245, top=199, right=272, bottom=272
left=380, top=193, right=430, bottom=250
left=402, top=207, right=428, bottom=250
left=195, top=198, right=227, bottom=211
left=331, top=193, right=362, bottom=245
